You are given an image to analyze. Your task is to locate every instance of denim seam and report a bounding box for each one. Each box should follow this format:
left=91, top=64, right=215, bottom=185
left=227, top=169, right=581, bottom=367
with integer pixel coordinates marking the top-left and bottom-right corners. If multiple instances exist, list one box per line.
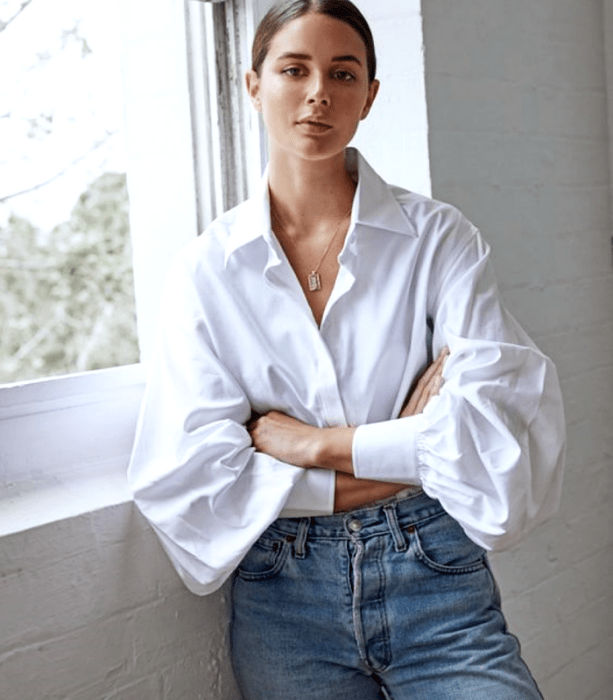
left=410, top=527, right=487, bottom=575
left=350, top=537, right=369, bottom=666
left=236, top=539, right=292, bottom=581
left=371, top=536, right=393, bottom=673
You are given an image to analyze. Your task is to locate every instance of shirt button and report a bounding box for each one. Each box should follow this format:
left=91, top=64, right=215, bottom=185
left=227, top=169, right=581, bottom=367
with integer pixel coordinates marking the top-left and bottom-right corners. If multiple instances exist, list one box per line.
left=348, top=519, right=362, bottom=532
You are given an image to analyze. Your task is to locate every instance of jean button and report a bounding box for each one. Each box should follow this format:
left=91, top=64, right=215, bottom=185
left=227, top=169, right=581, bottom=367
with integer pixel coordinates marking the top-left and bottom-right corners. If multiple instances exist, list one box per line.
left=348, top=518, right=362, bottom=532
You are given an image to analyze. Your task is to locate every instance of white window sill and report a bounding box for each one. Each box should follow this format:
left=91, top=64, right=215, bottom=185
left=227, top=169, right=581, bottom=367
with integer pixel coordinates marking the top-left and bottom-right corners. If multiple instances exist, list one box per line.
left=0, top=460, right=132, bottom=538
left=0, top=364, right=145, bottom=537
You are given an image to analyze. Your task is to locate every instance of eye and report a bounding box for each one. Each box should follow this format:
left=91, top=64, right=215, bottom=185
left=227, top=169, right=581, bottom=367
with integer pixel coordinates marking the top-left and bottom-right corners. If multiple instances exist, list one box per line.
left=282, top=66, right=303, bottom=77
left=333, top=69, right=356, bottom=82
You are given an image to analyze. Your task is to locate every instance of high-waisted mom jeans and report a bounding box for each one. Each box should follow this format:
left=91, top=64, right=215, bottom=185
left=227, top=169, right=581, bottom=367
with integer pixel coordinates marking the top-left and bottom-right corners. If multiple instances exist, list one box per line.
left=231, top=490, right=543, bottom=700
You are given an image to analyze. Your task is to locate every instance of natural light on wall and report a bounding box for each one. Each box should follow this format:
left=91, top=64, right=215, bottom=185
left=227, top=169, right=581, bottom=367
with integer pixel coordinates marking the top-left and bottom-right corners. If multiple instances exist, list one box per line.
left=0, top=0, right=137, bottom=384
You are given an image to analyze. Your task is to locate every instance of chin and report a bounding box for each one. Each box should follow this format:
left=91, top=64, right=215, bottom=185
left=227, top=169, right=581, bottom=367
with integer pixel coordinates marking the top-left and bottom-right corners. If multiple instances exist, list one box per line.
left=278, top=139, right=349, bottom=164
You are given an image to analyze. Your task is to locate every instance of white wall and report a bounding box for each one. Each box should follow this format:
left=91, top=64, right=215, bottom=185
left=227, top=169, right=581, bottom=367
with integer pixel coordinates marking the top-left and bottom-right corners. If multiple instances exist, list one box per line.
left=0, top=503, right=240, bottom=700
left=350, top=0, right=431, bottom=196
left=422, top=1, right=613, bottom=698
left=606, top=0, right=613, bottom=218
left=1, top=1, right=612, bottom=699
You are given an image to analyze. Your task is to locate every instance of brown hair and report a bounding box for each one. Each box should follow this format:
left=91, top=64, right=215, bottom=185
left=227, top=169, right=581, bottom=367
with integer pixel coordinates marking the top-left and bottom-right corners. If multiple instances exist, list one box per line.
left=252, top=0, right=377, bottom=82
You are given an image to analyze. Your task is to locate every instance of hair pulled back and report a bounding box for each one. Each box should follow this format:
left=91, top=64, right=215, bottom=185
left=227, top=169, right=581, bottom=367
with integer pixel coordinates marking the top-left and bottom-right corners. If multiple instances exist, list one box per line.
left=252, top=0, right=377, bottom=83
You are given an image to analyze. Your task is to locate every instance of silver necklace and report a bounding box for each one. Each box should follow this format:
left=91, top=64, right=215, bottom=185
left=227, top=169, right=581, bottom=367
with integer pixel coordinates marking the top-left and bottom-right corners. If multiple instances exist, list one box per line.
left=272, top=207, right=352, bottom=292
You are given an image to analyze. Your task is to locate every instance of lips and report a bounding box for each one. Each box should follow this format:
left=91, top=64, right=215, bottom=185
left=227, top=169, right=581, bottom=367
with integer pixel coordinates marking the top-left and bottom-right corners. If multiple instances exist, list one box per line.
left=297, top=119, right=333, bottom=133
left=300, top=120, right=331, bottom=126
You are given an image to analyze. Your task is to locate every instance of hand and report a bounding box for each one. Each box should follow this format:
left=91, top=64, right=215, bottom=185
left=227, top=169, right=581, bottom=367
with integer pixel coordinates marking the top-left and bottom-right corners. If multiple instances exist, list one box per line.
left=247, top=410, right=319, bottom=468
left=332, top=348, right=450, bottom=512
left=400, top=346, right=449, bottom=418
left=248, top=411, right=355, bottom=472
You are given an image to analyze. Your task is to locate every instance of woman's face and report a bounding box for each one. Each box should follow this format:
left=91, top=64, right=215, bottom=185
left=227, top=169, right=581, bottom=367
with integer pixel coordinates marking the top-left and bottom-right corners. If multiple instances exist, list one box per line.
left=246, top=12, right=379, bottom=164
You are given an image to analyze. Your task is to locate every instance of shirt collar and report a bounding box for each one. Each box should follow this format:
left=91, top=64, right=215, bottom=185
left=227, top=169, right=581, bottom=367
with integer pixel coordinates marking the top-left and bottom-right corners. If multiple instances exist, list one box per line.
left=347, top=148, right=415, bottom=237
left=223, top=166, right=276, bottom=267
left=223, top=147, right=415, bottom=268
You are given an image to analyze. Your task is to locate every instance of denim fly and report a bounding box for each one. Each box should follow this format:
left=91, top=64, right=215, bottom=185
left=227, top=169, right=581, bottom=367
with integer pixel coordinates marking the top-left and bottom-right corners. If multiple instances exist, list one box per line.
left=231, top=490, right=543, bottom=700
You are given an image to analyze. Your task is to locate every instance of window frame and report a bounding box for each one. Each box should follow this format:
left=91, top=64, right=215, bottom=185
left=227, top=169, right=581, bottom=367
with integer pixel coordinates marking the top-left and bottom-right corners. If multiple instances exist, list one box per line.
left=0, top=0, right=261, bottom=529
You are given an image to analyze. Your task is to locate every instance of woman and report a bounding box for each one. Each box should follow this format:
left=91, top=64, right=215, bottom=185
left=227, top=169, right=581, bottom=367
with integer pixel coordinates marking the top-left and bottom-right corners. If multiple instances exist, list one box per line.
left=128, top=1, right=565, bottom=697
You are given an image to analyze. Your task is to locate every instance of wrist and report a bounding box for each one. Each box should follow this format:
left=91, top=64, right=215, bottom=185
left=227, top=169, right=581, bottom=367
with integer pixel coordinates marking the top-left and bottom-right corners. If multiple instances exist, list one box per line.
left=313, top=426, right=356, bottom=474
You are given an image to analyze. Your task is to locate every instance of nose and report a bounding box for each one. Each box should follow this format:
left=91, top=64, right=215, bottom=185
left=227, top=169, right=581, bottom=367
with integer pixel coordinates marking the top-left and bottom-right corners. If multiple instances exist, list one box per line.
left=307, top=72, right=330, bottom=106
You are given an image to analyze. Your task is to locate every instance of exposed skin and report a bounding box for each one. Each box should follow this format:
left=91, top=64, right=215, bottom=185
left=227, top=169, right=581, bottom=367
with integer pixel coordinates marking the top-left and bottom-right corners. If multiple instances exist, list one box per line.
left=245, top=12, right=379, bottom=326
left=245, top=12, right=447, bottom=511
left=248, top=348, right=449, bottom=512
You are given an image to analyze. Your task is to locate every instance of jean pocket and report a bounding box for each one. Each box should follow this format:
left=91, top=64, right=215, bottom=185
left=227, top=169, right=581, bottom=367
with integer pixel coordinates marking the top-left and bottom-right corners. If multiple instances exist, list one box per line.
left=237, top=532, right=291, bottom=581
left=409, top=511, right=487, bottom=574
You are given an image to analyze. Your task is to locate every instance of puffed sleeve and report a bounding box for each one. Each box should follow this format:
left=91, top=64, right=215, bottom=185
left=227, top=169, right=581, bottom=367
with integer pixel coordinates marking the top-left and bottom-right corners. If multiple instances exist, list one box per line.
left=127, top=254, right=325, bottom=595
left=352, top=219, right=565, bottom=552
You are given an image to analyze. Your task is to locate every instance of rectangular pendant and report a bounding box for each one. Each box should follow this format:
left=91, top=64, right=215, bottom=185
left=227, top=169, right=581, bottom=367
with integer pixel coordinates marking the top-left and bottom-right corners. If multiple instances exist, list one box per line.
left=308, top=272, right=322, bottom=292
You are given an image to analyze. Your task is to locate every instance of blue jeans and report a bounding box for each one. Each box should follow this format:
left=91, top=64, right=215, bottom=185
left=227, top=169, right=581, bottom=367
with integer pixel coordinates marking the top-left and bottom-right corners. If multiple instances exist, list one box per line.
left=231, top=490, right=543, bottom=700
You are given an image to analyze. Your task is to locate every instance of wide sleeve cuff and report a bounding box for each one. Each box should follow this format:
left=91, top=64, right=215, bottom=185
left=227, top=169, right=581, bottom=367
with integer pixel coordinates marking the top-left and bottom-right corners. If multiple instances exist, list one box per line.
left=279, top=467, right=336, bottom=517
left=352, top=414, right=424, bottom=484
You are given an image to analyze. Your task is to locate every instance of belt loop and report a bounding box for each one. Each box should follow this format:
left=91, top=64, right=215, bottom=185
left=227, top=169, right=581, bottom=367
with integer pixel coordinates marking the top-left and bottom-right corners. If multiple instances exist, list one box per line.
left=383, top=503, right=407, bottom=553
left=294, top=517, right=310, bottom=558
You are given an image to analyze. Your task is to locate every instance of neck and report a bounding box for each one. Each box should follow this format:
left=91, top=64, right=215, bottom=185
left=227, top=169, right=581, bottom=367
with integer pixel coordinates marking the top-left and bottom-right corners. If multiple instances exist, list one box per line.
left=268, top=149, right=356, bottom=237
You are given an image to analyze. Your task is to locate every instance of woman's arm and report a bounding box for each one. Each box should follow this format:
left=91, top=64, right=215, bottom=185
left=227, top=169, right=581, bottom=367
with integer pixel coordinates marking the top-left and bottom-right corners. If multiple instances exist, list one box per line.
left=251, top=220, right=564, bottom=554
left=248, top=347, right=448, bottom=470
left=350, top=226, right=565, bottom=552
left=248, top=348, right=449, bottom=510
left=127, top=254, right=318, bottom=595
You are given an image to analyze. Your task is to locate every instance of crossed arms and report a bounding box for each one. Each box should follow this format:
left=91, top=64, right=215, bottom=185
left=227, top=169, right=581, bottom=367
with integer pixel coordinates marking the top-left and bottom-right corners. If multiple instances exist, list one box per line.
left=248, top=348, right=449, bottom=511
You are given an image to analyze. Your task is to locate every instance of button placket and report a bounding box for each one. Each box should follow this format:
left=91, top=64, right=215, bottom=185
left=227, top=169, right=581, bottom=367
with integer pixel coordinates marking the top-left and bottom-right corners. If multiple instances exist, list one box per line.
left=264, top=236, right=350, bottom=429
left=314, top=351, right=347, bottom=427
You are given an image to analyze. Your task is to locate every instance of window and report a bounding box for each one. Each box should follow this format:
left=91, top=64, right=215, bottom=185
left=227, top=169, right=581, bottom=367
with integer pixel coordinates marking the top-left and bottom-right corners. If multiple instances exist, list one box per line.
left=0, top=0, right=263, bottom=383
left=0, top=0, right=264, bottom=532
left=0, top=0, right=138, bottom=384
left=126, top=0, right=262, bottom=362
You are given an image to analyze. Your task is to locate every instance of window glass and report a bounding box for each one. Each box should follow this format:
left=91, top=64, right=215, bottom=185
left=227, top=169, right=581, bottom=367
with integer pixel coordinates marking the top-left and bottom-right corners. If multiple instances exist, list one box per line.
left=0, top=0, right=138, bottom=383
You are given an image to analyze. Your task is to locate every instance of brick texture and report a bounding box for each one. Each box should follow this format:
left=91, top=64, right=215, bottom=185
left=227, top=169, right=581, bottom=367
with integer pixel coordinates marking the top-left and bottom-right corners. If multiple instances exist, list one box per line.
left=0, top=504, right=241, bottom=700
left=423, top=0, right=613, bottom=697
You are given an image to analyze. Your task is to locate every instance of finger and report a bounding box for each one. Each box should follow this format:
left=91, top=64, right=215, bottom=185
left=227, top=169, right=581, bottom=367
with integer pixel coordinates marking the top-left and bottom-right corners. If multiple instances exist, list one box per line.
left=246, top=413, right=262, bottom=434
left=405, top=359, right=440, bottom=414
left=417, top=352, right=448, bottom=411
left=403, top=384, right=423, bottom=416
left=416, top=347, right=448, bottom=393
left=403, top=347, right=448, bottom=415
left=414, top=377, right=435, bottom=413
left=403, top=347, right=449, bottom=416
left=414, top=370, right=442, bottom=413
left=417, top=347, right=446, bottom=386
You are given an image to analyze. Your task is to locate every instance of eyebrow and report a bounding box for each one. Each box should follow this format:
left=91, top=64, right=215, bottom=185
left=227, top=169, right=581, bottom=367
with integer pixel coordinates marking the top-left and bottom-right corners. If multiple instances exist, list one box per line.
left=275, top=52, right=363, bottom=66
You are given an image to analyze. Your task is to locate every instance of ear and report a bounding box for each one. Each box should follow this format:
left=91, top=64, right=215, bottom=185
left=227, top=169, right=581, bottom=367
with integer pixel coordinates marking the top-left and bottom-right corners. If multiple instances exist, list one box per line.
left=360, top=79, right=380, bottom=121
left=245, top=69, right=262, bottom=112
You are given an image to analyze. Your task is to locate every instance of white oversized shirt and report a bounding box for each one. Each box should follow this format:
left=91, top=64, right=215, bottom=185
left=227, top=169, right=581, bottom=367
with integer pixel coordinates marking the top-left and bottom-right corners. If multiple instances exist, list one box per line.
left=127, top=148, right=565, bottom=596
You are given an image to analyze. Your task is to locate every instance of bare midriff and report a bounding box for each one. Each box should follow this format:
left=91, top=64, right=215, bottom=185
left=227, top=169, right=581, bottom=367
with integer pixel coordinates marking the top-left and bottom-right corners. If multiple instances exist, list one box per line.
left=333, top=472, right=419, bottom=513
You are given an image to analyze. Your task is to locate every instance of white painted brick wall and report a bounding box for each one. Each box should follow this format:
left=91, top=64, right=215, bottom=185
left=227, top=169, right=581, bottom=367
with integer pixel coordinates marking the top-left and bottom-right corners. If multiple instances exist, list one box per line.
left=0, top=503, right=241, bottom=700
left=1, top=2, right=612, bottom=699
left=422, top=1, right=613, bottom=698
